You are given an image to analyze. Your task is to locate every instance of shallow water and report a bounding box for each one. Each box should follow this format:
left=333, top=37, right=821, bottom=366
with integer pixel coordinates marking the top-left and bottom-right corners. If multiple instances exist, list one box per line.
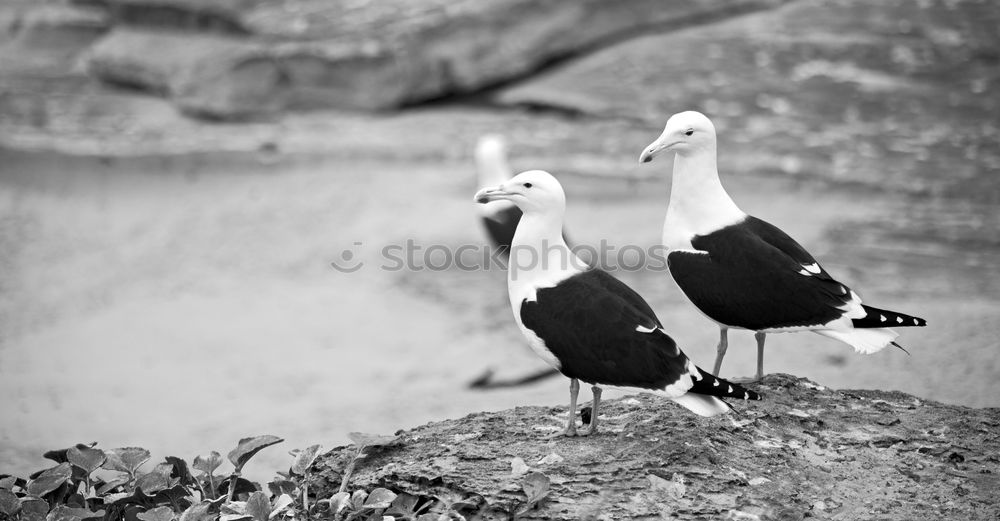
left=1, top=150, right=996, bottom=482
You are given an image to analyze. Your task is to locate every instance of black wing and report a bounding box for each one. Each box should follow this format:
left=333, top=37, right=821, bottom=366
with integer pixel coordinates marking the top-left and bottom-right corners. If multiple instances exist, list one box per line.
left=668, top=216, right=852, bottom=331
left=519, top=270, right=689, bottom=390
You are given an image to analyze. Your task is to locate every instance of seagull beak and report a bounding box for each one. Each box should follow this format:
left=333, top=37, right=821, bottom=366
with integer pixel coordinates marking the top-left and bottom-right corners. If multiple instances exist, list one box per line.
left=474, top=185, right=512, bottom=204
left=639, top=138, right=671, bottom=163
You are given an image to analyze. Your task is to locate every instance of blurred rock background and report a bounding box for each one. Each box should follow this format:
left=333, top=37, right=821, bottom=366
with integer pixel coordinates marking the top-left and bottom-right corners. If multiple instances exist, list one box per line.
left=1, top=0, right=997, bottom=481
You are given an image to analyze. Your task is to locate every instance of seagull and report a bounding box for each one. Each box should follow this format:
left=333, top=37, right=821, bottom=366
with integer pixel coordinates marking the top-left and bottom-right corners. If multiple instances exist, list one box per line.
left=470, top=135, right=562, bottom=390
left=474, top=169, right=761, bottom=436
left=639, top=111, right=927, bottom=381
left=475, top=134, right=573, bottom=255
left=475, top=135, right=523, bottom=254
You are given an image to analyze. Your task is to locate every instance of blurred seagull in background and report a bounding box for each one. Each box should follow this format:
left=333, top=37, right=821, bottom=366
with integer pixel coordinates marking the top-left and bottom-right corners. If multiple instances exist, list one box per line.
left=469, top=135, right=562, bottom=390
left=475, top=170, right=761, bottom=436
left=475, top=134, right=523, bottom=254
left=475, top=134, right=574, bottom=255
left=639, top=111, right=927, bottom=381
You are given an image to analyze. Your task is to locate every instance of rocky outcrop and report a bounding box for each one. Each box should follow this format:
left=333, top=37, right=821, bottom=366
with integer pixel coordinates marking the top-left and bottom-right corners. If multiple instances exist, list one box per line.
left=307, top=374, right=999, bottom=520
left=11, top=0, right=795, bottom=118
left=495, top=0, right=1000, bottom=200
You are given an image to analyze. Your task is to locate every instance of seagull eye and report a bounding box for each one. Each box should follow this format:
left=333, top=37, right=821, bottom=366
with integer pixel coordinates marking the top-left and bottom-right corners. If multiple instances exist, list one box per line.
left=523, top=182, right=533, bottom=188
left=684, top=130, right=694, bottom=136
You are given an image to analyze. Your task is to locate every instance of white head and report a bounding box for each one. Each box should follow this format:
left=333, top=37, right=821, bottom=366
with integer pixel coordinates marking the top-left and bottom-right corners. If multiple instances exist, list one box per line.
left=473, top=169, right=566, bottom=215
left=475, top=134, right=511, bottom=186
left=638, top=111, right=717, bottom=163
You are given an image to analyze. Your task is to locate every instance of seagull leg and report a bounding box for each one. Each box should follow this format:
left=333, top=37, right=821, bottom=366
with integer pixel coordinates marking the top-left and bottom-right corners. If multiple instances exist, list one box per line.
left=562, top=378, right=580, bottom=437
left=712, top=327, right=729, bottom=376
left=579, top=385, right=602, bottom=436
left=754, top=331, right=766, bottom=381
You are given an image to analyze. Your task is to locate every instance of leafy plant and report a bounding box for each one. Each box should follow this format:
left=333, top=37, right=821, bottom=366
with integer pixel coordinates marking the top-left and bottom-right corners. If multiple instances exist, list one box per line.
left=1, top=431, right=546, bottom=521
left=0, top=436, right=286, bottom=521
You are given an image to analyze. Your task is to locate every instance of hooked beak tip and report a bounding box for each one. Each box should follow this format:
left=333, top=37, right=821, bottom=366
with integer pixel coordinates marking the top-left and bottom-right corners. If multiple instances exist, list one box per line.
left=474, top=186, right=504, bottom=204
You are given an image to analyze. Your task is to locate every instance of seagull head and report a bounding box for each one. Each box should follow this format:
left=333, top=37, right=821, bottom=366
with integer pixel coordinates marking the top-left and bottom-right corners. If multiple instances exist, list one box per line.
left=474, top=169, right=566, bottom=214
left=638, top=111, right=716, bottom=163
left=475, top=134, right=511, bottom=187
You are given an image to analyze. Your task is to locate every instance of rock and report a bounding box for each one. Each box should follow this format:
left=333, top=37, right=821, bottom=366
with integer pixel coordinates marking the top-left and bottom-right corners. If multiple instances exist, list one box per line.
left=77, top=0, right=796, bottom=118
left=0, top=1, right=109, bottom=72
left=307, top=374, right=1000, bottom=520
left=495, top=0, right=1000, bottom=198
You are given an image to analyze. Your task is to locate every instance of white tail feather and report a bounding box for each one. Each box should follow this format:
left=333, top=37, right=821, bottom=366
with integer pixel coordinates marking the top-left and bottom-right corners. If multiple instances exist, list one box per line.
left=671, top=393, right=732, bottom=417
left=814, top=327, right=898, bottom=354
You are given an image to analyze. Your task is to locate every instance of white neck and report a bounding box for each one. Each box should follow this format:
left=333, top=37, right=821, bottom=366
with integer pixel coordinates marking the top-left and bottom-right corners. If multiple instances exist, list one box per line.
left=508, top=211, right=584, bottom=302
left=662, top=146, right=745, bottom=250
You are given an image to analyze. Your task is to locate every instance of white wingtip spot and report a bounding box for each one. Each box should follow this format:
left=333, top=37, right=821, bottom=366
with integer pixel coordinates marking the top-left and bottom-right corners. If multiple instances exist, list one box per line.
left=880, top=314, right=887, bottom=322
left=635, top=324, right=656, bottom=333
left=798, top=268, right=811, bottom=276
left=727, top=385, right=734, bottom=393
left=896, top=316, right=903, bottom=324
left=803, top=262, right=822, bottom=274
left=744, top=392, right=749, bottom=400
left=713, top=379, right=720, bottom=387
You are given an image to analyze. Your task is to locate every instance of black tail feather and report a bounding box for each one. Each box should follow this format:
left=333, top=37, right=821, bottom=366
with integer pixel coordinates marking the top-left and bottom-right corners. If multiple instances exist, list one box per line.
left=853, top=305, right=927, bottom=328
left=689, top=367, right=762, bottom=401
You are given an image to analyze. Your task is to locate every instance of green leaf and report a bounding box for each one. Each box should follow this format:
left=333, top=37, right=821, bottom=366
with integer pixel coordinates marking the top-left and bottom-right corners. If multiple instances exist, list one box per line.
left=95, top=476, right=129, bottom=496
left=179, top=502, right=216, bottom=521
left=43, top=443, right=97, bottom=465
left=521, top=472, right=550, bottom=507
left=67, top=447, right=106, bottom=475
left=347, top=433, right=399, bottom=448
left=27, top=463, right=73, bottom=497
left=192, top=452, right=223, bottom=475
left=383, top=493, right=421, bottom=518
left=328, top=492, right=350, bottom=515
left=362, top=488, right=396, bottom=510
left=269, top=494, right=293, bottom=518
left=164, top=457, right=196, bottom=486
left=244, top=492, right=270, bottom=521
left=227, top=436, right=283, bottom=472
left=134, top=472, right=170, bottom=495
left=20, top=498, right=50, bottom=521
left=350, top=490, right=368, bottom=510
left=266, top=480, right=296, bottom=498
left=0, top=489, right=20, bottom=516
left=289, top=445, right=323, bottom=476
left=152, top=484, right=191, bottom=508
left=103, top=448, right=151, bottom=475
left=136, top=506, right=175, bottom=521
left=45, top=505, right=103, bottom=521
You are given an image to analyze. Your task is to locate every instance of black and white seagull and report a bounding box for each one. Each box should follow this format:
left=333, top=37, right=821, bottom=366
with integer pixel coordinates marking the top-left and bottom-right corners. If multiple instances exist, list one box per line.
left=474, top=169, right=761, bottom=436
left=639, top=111, right=927, bottom=381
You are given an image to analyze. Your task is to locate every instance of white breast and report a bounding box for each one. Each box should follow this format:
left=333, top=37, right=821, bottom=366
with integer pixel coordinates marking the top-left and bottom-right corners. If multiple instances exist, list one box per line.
left=507, top=247, right=584, bottom=371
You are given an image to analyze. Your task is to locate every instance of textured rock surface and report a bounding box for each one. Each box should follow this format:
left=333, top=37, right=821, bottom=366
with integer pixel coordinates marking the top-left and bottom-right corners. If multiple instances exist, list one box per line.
left=496, top=0, right=1000, bottom=200
left=308, top=374, right=1000, bottom=520
left=39, top=0, right=793, bottom=117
